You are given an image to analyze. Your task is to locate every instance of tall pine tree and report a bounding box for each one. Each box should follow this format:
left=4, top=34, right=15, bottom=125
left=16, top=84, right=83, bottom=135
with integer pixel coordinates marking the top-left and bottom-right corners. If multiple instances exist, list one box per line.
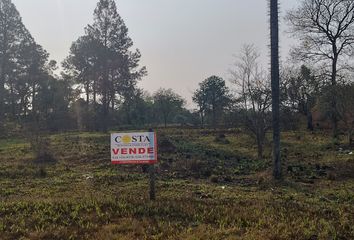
left=64, top=0, right=146, bottom=131
left=0, top=0, right=28, bottom=124
left=1, top=0, right=71, bottom=132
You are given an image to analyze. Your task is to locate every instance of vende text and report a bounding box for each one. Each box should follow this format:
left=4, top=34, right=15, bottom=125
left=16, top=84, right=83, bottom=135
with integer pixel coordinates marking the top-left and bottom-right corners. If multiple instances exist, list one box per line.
left=112, top=147, right=154, bottom=155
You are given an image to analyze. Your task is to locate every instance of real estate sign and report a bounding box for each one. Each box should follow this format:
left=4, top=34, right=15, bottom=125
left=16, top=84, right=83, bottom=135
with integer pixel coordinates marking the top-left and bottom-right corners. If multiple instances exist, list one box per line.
left=111, top=132, right=157, bottom=164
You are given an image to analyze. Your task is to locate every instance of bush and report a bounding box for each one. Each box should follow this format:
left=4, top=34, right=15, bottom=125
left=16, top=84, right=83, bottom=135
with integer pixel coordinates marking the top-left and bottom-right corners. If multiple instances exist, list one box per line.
left=29, top=132, right=56, bottom=164
left=214, top=133, right=230, bottom=144
left=209, top=175, right=219, bottom=183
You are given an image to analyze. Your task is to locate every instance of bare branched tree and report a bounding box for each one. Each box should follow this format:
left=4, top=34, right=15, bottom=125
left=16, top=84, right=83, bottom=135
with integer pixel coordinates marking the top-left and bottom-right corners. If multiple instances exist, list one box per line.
left=286, top=0, right=354, bottom=138
left=230, top=45, right=272, bottom=159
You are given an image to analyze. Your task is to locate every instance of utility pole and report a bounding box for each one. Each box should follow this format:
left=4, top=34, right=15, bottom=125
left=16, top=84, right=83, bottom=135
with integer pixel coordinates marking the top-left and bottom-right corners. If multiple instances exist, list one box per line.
left=270, top=0, right=281, bottom=179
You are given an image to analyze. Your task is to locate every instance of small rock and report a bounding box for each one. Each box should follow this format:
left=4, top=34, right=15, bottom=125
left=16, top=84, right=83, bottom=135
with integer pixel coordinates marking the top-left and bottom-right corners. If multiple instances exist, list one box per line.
left=83, top=174, right=94, bottom=180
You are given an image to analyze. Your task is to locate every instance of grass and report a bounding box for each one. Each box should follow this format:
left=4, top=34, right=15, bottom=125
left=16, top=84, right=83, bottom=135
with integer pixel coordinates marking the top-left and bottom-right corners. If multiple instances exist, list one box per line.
left=0, top=128, right=353, bottom=239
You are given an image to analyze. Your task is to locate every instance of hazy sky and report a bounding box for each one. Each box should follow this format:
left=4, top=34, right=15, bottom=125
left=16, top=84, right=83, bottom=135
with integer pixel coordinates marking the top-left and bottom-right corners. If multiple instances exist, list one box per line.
left=12, top=0, right=299, bottom=107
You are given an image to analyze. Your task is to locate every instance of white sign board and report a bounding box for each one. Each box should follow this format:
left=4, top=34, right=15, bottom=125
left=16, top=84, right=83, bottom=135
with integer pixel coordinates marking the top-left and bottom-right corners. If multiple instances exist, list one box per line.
left=111, top=132, right=157, bottom=164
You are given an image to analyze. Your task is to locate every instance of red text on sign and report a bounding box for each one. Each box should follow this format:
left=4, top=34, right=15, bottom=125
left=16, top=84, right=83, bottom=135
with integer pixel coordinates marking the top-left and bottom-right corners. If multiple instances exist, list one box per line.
left=112, top=147, right=154, bottom=155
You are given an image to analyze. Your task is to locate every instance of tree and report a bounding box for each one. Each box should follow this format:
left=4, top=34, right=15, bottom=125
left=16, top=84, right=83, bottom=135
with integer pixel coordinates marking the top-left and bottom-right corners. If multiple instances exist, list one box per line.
left=193, top=76, right=231, bottom=128
left=63, top=0, right=146, bottom=131
left=286, top=0, right=354, bottom=138
left=282, top=65, right=320, bottom=131
left=0, top=0, right=75, bottom=136
left=230, top=44, right=272, bottom=159
left=337, top=84, right=354, bottom=147
left=0, top=0, right=28, bottom=125
left=319, top=83, right=354, bottom=147
left=192, top=88, right=207, bottom=127
left=118, top=88, right=154, bottom=127
left=26, top=44, right=50, bottom=118
left=270, top=0, right=281, bottom=179
left=62, top=35, right=99, bottom=105
left=62, top=35, right=101, bottom=130
left=36, top=65, right=74, bottom=131
left=153, top=88, right=185, bottom=127
left=0, top=0, right=67, bottom=132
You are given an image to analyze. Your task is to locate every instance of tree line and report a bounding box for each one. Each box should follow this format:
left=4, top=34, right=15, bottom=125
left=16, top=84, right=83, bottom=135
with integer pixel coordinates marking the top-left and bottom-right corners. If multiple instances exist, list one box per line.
left=1, top=0, right=354, bottom=152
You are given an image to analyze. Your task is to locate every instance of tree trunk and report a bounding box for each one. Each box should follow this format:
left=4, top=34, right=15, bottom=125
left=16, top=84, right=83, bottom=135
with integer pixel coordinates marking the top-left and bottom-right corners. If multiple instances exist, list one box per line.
left=20, top=96, right=25, bottom=117
left=10, top=81, right=15, bottom=118
left=307, top=110, right=313, bottom=131
left=93, top=90, right=96, bottom=105
left=349, top=122, right=354, bottom=147
left=85, top=82, right=90, bottom=105
left=102, top=92, right=108, bottom=132
left=0, top=72, right=5, bottom=124
left=164, top=114, right=167, bottom=128
left=256, top=134, right=263, bottom=159
left=0, top=54, right=6, bottom=124
left=101, top=32, right=109, bottom=132
left=212, top=105, right=216, bottom=129
left=92, top=77, right=98, bottom=130
left=270, top=0, right=281, bottom=179
left=0, top=24, right=8, bottom=125
left=124, top=104, right=131, bottom=125
left=331, top=54, right=338, bottom=139
left=349, top=131, right=353, bottom=147
left=93, top=76, right=97, bottom=105
left=101, top=67, right=109, bottom=132
left=32, top=81, right=36, bottom=116
left=111, top=93, right=115, bottom=112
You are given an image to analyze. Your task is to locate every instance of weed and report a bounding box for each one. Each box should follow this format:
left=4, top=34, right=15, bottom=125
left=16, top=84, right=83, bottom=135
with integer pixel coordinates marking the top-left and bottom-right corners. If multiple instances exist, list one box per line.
left=0, top=129, right=353, bottom=239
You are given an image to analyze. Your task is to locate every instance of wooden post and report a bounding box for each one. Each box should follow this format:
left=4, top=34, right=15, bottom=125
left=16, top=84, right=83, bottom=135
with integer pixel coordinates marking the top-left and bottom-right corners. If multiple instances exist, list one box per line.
left=149, top=164, right=156, bottom=200
left=148, top=128, right=156, bottom=200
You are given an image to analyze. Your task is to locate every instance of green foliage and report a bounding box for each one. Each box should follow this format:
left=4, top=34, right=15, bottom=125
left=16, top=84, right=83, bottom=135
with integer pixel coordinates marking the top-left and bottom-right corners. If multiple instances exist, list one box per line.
left=193, top=76, right=232, bottom=127
left=0, top=0, right=74, bottom=133
left=282, top=65, right=320, bottom=131
left=153, top=88, right=185, bottom=127
left=63, top=0, right=146, bottom=131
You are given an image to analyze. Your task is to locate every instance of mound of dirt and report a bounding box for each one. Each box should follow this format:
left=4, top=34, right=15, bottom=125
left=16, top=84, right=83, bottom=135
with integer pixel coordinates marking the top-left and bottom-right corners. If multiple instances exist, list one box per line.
left=158, top=137, right=177, bottom=153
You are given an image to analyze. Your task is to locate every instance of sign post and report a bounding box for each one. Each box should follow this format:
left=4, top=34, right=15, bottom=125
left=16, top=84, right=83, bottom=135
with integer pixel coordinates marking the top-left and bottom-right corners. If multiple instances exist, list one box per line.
left=148, top=129, right=156, bottom=200
left=149, top=164, right=156, bottom=200
left=111, top=131, right=157, bottom=200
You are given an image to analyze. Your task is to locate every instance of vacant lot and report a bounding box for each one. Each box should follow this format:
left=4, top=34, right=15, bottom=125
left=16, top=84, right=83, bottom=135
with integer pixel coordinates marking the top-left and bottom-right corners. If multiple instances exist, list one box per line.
left=0, top=129, right=353, bottom=239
